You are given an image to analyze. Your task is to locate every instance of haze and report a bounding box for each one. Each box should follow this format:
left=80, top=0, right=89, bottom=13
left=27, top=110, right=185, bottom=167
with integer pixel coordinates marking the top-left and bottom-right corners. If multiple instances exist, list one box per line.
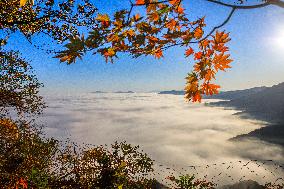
left=41, top=93, right=284, bottom=186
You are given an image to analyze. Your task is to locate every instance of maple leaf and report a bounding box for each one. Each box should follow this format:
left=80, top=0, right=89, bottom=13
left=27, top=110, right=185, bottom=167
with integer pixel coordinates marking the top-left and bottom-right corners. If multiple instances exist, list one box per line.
left=193, top=63, right=201, bottom=72
left=213, top=53, right=232, bottom=71
left=107, top=34, right=120, bottom=42
left=185, top=47, right=194, bottom=57
left=214, top=31, right=230, bottom=43
left=126, top=29, right=135, bottom=37
left=20, top=0, right=28, bottom=7
left=206, top=49, right=214, bottom=57
left=104, top=48, right=116, bottom=62
left=149, top=12, right=160, bottom=21
left=147, top=36, right=159, bottom=43
left=96, top=14, right=110, bottom=27
left=136, top=0, right=145, bottom=5
left=199, top=39, right=209, bottom=49
left=169, top=0, right=180, bottom=5
left=194, top=27, right=203, bottom=39
left=202, top=83, right=220, bottom=95
left=204, top=69, right=216, bottom=81
left=20, top=0, right=33, bottom=7
left=194, top=52, right=203, bottom=60
left=213, top=44, right=229, bottom=53
left=134, top=14, right=141, bottom=21
left=176, top=6, right=184, bottom=14
left=153, top=48, right=163, bottom=59
left=166, top=19, right=177, bottom=31
left=192, top=92, right=202, bottom=102
left=147, top=4, right=157, bottom=13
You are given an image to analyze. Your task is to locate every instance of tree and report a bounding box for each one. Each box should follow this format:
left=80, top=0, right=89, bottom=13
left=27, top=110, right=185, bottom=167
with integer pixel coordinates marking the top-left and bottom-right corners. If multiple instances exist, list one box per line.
left=0, top=51, right=44, bottom=119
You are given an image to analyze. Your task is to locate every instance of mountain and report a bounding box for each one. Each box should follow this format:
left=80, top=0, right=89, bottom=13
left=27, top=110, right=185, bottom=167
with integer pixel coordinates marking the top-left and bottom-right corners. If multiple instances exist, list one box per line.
left=212, top=82, right=284, bottom=124
left=158, top=90, right=184, bottom=95
left=233, top=124, right=284, bottom=146
left=158, top=86, right=267, bottom=100
left=212, top=82, right=284, bottom=147
left=159, top=83, right=284, bottom=146
left=114, top=91, right=135, bottom=94
left=205, top=86, right=267, bottom=100
left=90, top=91, right=107, bottom=93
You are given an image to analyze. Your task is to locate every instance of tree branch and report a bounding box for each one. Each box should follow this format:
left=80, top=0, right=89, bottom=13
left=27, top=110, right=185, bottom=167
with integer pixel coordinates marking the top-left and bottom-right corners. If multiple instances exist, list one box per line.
left=0, top=13, right=57, bottom=26
left=267, top=0, right=284, bottom=8
left=206, top=0, right=270, bottom=9
left=193, top=7, right=236, bottom=43
left=162, top=7, right=236, bottom=50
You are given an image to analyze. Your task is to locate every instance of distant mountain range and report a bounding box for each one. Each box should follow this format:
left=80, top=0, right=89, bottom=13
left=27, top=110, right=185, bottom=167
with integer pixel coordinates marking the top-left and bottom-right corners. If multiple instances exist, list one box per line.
left=90, top=91, right=135, bottom=94
left=158, top=90, right=185, bottom=95
left=158, top=86, right=267, bottom=100
left=114, top=91, right=135, bottom=94
left=211, top=82, right=284, bottom=124
left=159, top=83, right=284, bottom=124
left=159, top=82, right=284, bottom=146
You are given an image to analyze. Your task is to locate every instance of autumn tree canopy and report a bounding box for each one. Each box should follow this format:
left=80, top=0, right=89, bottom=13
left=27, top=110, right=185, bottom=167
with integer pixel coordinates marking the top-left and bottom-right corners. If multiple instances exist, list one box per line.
left=1, top=0, right=284, bottom=102
left=0, top=0, right=98, bottom=121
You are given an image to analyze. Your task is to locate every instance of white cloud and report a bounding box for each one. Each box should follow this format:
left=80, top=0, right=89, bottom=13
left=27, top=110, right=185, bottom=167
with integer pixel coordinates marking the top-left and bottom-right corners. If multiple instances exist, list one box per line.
left=41, top=93, right=284, bottom=186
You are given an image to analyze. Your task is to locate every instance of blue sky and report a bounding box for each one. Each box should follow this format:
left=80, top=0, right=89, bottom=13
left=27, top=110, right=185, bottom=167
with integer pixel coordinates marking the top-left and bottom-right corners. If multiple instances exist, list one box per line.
left=7, top=0, right=284, bottom=94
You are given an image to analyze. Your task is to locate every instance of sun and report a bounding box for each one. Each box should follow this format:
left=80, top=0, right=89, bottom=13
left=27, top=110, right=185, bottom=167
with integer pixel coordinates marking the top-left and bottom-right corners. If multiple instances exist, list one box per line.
left=272, top=26, right=284, bottom=50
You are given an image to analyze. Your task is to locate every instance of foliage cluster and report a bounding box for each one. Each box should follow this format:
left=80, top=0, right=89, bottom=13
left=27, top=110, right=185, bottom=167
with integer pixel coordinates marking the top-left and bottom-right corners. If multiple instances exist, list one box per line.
left=0, top=51, right=44, bottom=119
left=55, top=0, right=233, bottom=102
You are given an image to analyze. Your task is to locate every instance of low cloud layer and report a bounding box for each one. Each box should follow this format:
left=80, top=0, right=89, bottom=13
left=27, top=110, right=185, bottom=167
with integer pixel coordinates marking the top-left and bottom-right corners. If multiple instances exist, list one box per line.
left=41, top=93, right=284, bottom=186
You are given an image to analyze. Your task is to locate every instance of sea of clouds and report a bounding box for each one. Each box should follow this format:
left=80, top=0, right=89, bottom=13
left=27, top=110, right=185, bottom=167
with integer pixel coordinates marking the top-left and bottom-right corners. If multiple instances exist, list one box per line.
left=41, top=93, right=284, bottom=186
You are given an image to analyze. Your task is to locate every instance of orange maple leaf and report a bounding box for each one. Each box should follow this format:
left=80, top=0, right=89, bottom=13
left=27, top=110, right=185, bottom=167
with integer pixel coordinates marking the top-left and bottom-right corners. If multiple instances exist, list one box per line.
left=96, top=14, right=110, bottom=27
left=194, top=27, right=203, bottom=39
left=206, top=49, right=214, bottom=57
left=214, top=31, right=230, bottom=43
left=213, top=53, right=232, bottom=71
left=154, top=48, right=163, bottom=59
left=185, top=47, right=194, bottom=57
left=166, top=19, right=177, bottom=31
left=204, top=69, right=216, bottom=81
left=169, top=0, right=180, bottom=5
left=176, top=6, right=184, bottom=14
left=192, top=92, right=202, bottom=102
left=194, top=52, right=203, bottom=60
left=104, top=48, right=116, bottom=62
left=136, top=0, right=145, bottom=5
left=147, top=36, right=159, bottom=43
left=202, top=83, right=220, bottom=95
left=149, top=12, right=159, bottom=21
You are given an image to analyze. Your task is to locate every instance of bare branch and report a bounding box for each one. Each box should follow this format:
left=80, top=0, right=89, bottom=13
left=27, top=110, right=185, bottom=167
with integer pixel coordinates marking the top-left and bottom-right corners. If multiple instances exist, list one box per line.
left=206, top=0, right=270, bottom=9
left=267, top=0, right=284, bottom=8
left=193, top=7, right=236, bottom=43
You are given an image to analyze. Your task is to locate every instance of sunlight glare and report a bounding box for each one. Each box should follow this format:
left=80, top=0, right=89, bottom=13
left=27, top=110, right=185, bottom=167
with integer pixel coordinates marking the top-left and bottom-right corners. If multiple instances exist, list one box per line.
left=272, top=26, right=284, bottom=50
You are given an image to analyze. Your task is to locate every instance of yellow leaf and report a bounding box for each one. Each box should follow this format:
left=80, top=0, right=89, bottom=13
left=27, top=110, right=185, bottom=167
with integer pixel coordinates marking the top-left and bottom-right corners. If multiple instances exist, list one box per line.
left=20, top=0, right=28, bottom=7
